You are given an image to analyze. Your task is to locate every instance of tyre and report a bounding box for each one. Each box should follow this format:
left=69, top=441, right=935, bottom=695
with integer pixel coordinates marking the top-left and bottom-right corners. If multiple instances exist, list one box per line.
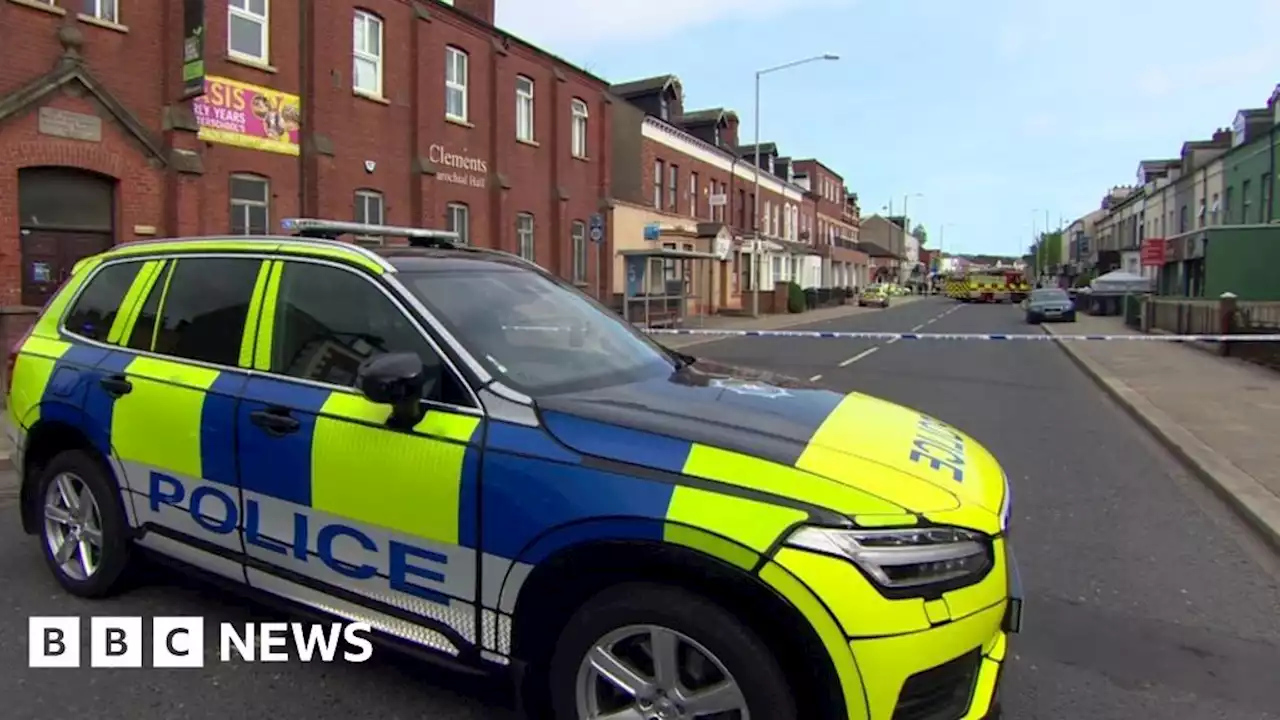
left=548, top=582, right=797, bottom=720
left=35, top=449, right=133, bottom=598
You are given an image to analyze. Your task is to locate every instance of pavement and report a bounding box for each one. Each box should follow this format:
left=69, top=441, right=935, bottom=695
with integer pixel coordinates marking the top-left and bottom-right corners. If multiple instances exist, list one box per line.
left=1043, top=314, right=1280, bottom=555
left=2, top=297, right=1280, bottom=719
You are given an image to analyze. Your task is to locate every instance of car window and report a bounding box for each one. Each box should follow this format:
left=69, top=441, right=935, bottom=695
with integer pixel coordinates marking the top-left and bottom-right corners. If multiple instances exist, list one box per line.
left=63, top=261, right=143, bottom=342
left=1031, top=289, right=1069, bottom=301
left=399, top=261, right=677, bottom=396
left=269, top=261, right=470, bottom=406
left=126, top=257, right=262, bottom=367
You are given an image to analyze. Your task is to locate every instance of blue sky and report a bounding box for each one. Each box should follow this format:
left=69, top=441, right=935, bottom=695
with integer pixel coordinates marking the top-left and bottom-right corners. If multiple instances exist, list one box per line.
left=497, top=0, right=1279, bottom=256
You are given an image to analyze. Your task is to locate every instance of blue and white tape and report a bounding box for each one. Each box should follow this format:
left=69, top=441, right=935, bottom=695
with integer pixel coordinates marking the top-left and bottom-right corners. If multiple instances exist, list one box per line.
left=501, top=325, right=1280, bottom=342
left=641, top=329, right=1280, bottom=342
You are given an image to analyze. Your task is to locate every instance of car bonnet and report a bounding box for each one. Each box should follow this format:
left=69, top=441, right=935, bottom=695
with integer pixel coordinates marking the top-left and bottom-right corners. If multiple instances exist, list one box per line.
left=536, top=360, right=1008, bottom=521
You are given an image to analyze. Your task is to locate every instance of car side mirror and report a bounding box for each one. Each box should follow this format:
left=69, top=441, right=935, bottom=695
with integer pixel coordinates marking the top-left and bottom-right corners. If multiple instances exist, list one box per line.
left=356, top=352, right=439, bottom=429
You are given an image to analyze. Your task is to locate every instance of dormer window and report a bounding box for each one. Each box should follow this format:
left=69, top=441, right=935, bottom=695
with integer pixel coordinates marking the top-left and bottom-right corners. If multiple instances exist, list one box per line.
left=714, top=127, right=720, bottom=145
left=660, top=95, right=670, bottom=121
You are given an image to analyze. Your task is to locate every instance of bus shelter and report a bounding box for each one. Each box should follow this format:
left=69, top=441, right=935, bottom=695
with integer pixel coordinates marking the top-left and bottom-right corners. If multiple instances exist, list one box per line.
left=619, top=247, right=720, bottom=328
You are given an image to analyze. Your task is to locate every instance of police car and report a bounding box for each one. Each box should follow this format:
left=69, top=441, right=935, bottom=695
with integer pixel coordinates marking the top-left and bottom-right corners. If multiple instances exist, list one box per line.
left=7, top=219, right=1020, bottom=720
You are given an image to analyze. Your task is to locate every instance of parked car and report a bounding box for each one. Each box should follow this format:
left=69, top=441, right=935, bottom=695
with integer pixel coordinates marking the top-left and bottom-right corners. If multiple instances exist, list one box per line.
left=1024, top=287, right=1076, bottom=323
left=858, top=285, right=890, bottom=308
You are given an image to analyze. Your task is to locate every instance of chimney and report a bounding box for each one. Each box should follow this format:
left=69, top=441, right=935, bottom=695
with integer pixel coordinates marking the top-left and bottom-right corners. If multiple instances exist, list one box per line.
left=722, top=112, right=740, bottom=150
left=451, top=0, right=494, bottom=24
left=1211, top=127, right=1232, bottom=145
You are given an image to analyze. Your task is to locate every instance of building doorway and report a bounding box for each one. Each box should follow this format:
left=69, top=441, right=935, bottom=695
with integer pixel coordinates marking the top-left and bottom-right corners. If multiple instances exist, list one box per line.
left=18, top=167, right=115, bottom=306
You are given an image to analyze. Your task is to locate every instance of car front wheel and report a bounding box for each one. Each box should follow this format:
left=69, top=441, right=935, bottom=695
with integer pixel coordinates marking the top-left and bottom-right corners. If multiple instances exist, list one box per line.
left=36, top=449, right=133, bottom=598
left=549, top=582, right=797, bottom=720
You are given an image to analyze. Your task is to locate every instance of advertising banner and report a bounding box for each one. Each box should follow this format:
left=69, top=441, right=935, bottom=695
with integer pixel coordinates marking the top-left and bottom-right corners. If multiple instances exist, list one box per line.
left=192, top=76, right=301, bottom=156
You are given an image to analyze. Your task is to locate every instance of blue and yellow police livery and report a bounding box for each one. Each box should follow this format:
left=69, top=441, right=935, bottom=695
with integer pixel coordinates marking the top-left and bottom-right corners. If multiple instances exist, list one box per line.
left=7, top=219, right=1020, bottom=720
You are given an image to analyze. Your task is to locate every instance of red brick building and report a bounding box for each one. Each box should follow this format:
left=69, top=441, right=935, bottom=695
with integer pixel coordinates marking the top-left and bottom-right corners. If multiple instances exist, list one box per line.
left=607, top=75, right=830, bottom=314
left=1, top=0, right=612, bottom=307
left=791, top=159, right=867, bottom=289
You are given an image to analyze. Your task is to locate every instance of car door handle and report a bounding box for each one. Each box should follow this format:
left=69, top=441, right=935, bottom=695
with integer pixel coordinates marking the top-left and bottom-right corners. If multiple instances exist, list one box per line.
left=99, top=375, right=132, bottom=398
left=249, top=409, right=301, bottom=436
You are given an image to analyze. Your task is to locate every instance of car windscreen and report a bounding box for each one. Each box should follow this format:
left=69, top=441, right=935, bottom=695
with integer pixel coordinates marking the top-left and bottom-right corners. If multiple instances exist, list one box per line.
left=398, top=264, right=677, bottom=396
left=1030, top=289, right=1069, bottom=302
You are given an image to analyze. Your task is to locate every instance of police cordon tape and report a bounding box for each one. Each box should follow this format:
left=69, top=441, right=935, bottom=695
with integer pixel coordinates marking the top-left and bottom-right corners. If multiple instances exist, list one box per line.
left=501, top=326, right=1280, bottom=342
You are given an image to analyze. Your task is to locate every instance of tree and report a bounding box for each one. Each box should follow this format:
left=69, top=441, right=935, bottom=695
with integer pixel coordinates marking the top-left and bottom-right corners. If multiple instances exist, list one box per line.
left=912, top=224, right=928, bottom=245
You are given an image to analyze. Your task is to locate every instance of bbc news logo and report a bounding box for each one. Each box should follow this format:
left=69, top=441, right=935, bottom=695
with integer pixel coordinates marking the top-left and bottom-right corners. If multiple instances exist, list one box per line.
left=29, top=616, right=374, bottom=668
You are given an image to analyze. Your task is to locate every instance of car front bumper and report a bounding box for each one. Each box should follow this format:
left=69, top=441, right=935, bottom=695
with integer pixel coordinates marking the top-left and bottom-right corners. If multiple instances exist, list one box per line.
left=765, top=538, right=1022, bottom=720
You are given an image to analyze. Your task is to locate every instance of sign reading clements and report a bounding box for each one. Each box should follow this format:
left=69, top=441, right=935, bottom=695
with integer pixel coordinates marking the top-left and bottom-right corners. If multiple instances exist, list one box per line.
left=430, top=144, right=487, bottom=188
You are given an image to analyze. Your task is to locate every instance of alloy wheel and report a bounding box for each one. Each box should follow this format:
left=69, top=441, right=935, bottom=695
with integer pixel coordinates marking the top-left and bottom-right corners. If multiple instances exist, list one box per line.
left=43, top=472, right=105, bottom=582
left=575, top=624, right=749, bottom=720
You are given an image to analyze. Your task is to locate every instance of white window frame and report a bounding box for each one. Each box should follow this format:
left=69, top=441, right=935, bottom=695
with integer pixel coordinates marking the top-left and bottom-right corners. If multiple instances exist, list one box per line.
left=446, top=203, right=470, bottom=246
left=228, top=0, right=270, bottom=63
left=229, top=174, right=270, bottom=235
left=353, top=190, right=385, bottom=246
left=445, top=46, right=469, bottom=122
left=653, top=160, right=663, bottom=208
left=570, top=99, right=589, bottom=158
left=516, top=213, right=535, bottom=261
left=689, top=172, right=699, bottom=218
left=84, top=0, right=118, bottom=22
left=353, top=10, right=384, bottom=97
left=571, top=221, right=587, bottom=284
left=515, top=75, right=535, bottom=142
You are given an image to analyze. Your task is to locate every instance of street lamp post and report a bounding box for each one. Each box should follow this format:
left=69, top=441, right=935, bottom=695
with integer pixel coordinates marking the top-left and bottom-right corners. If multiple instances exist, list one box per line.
left=750, top=53, right=839, bottom=317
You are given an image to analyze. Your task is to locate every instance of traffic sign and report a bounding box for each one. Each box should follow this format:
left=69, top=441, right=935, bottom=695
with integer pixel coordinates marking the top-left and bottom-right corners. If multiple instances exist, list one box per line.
left=589, top=214, right=604, bottom=230
left=589, top=226, right=603, bottom=243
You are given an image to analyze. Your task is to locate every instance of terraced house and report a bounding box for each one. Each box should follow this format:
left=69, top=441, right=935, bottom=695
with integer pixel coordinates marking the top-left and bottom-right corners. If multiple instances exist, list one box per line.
left=606, top=75, right=826, bottom=318
left=1067, top=84, right=1280, bottom=300
left=1, top=0, right=612, bottom=309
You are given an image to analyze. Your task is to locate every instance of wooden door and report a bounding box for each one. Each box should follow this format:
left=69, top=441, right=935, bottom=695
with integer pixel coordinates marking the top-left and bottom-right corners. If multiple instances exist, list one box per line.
left=20, top=230, right=112, bottom=307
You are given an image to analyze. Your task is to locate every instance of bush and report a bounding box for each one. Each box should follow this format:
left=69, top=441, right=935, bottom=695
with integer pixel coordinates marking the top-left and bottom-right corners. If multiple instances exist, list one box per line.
left=787, top=282, right=805, bottom=313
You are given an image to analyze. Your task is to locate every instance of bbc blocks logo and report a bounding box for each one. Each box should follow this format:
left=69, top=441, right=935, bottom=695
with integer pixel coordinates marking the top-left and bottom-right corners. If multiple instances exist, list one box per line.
left=29, top=616, right=374, bottom=668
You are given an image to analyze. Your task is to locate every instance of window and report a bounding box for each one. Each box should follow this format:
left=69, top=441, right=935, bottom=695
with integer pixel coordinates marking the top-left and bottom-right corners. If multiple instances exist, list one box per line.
left=764, top=201, right=772, bottom=236
left=570, top=99, right=589, bottom=158
left=1224, top=186, right=1234, bottom=224
left=1197, top=198, right=1206, bottom=228
left=354, top=190, right=384, bottom=246
left=1210, top=193, right=1220, bottom=225
left=516, top=213, right=535, bottom=261
left=445, top=46, right=469, bottom=121
left=228, top=0, right=269, bottom=62
left=662, top=242, right=677, bottom=279
left=83, top=0, right=118, bottom=22
left=689, top=172, right=699, bottom=217
left=268, top=262, right=468, bottom=404
left=353, top=10, right=383, bottom=97
left=1243, top=180, right=1253, bottom=223
left=659, top=96, right=669, bottom=121
left=515, top=76, right=535, bottom=142
left=127, top=258, right=263, bottom=367
left=653, top=160, right=664, bottom=208
left=63, top=261, right=143, bottom=342
left=229, top=174, right=269, bottom=235
left=668, top=165, right=678, bottom=212
left=571, top=221, right=587, bottom=284
left=446, top=203, right=470, bottom=245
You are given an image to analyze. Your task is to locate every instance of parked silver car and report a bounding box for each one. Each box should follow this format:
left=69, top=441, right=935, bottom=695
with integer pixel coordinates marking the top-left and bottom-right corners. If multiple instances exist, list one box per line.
left=1024, top=287, right=1076, bottom=323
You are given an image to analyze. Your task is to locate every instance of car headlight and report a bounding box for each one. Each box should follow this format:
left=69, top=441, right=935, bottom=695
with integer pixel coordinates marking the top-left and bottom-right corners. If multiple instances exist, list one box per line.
left=786, top=526, right=992, bottom=593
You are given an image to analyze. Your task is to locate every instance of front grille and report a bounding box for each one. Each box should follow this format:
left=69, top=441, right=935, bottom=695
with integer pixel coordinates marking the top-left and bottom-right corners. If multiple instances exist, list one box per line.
left=892, top=649, right=982, bottom=720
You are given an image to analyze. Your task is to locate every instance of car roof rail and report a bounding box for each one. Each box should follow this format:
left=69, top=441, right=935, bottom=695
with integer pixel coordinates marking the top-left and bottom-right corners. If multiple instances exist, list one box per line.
left=280, top=218, right=545, bottom=271
left=281, top=218, right=460, bottom=247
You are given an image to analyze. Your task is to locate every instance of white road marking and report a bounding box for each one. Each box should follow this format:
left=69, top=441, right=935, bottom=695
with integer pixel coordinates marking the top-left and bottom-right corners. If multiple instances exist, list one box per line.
left=886, top=337, right=900, bottom=345
left=910, top=324, right=925, bottom=332
left=809, top=374, right=823, bottom=382
left=838, top=347, right=878, bottom=366
left=926, top=318, right=937, bottom=324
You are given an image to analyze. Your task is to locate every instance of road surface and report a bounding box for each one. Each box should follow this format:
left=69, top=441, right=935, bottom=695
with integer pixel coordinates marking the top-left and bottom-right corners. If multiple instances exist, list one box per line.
left=2, top=296, right=1278, bottom=719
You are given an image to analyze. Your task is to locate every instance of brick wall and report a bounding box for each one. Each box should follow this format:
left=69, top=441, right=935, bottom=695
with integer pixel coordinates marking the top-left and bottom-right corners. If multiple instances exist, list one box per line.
left=2, top=0, right=613, bottom=302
